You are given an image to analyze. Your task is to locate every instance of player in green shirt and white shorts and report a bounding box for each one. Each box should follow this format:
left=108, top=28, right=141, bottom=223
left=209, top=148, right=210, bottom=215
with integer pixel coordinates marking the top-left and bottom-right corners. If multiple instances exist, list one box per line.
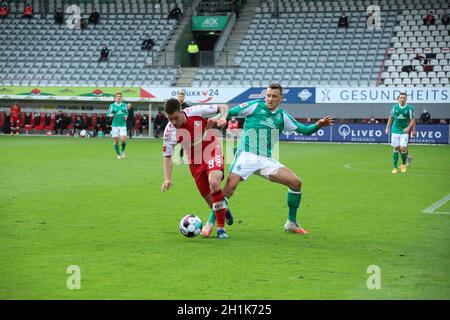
left=385, top=92, right=416, bottom=174
left=202, top=83, right=334, bottom=236
left=107, top=92, right=129, bottom=160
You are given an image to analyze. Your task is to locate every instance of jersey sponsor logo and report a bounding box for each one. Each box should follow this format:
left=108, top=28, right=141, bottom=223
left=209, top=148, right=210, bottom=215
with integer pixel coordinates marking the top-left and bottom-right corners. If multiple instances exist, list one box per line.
left=260, top=118, right=276, bottom=129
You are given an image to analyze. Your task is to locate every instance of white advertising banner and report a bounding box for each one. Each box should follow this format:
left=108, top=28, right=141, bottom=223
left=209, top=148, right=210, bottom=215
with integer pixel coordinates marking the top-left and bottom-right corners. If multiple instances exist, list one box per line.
left=140, top=87, right=247, bottom=104
left=316, top=87, right=450, bottom=104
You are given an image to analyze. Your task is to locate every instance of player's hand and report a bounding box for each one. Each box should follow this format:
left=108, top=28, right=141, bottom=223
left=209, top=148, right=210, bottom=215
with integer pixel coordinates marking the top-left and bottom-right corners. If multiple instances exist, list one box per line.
left=216, top=117, right=227, bottom=128
left=206, top=118, right=218, bottom=129
left=385, top=128, right=389, bottom=135
left=161, top=180, right=172, bottom=192
left=411, top=130, right=416, bottom=137
left=317, top=116, right=334, bottom=127
left=403, top=128, right=409, bottom=134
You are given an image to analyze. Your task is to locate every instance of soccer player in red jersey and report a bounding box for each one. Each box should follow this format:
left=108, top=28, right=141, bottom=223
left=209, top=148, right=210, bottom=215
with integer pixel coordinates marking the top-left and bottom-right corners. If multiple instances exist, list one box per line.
left=10, top=103, right=21, bottom=135
left=161, top=98, right=231, bottom=239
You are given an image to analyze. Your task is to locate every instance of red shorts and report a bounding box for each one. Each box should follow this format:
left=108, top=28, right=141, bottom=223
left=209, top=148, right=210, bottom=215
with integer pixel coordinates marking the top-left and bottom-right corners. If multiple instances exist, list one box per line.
left=189, top=144, right=224, bottom=198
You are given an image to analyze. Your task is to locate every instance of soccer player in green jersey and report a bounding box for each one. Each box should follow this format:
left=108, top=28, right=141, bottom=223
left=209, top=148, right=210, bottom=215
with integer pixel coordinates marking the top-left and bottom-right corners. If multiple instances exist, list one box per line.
left=107, top=92, right=129, bottom=160
left=201, top=83, right=334, bottom=236
left=385, top=92, right=416, bottom=174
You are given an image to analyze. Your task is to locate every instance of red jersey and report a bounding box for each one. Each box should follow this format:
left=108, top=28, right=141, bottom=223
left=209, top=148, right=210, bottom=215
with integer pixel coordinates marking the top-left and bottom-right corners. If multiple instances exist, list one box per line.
left=163, top=105, right=221, bottom=165
left=162, top=105, right=224, bottom=197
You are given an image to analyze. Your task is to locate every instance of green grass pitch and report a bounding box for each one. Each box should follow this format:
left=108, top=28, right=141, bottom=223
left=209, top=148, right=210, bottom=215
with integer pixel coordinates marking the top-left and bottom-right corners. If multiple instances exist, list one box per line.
left=0, top=136, right=449, bottom=299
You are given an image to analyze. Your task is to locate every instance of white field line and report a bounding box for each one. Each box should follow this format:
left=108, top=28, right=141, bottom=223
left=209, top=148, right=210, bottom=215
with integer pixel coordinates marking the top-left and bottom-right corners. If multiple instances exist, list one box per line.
left=422, top=193, right=450, bottom=215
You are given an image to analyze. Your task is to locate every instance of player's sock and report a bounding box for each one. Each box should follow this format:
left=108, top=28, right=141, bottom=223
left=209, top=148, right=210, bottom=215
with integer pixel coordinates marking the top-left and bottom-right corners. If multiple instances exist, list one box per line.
left=393, top=151, right=399, bottom=168
left=208, top=197, right=230, bottom=224
left=287, top=189, right=302, bottom=222
left=400, top=151, right=407, bottom=164
left=114, top=143, right=120, bottom=155
left=121, top=142, right=126, bottom=152
left=211, top=190, right=227, bottom=228
left=208, top=209, right=216, bottom=224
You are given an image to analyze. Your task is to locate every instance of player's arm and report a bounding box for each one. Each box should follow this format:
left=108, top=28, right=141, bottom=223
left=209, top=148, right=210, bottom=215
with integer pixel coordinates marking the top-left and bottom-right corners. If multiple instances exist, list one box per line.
left=123, top=106, right=128, bottom=121
left=404, top=108, right=416, bottom=134
left=161, top=156, right=173, bottom=192
left=385, top=108, right=394, bottom=134
left=161, top=126, right=176, bottom=192
left=227, top=100, right=258, bottom=118
left=207, top=104, right=229, bottom=128
left=283, top=112, right=334, bottom=135
left=106, top=105, right=114, bottom=118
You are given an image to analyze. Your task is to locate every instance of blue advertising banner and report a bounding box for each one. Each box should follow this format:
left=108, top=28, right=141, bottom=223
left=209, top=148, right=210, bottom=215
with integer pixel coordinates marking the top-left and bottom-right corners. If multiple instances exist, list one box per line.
left=280, top=126, right=331, bottom=142
left=280, top=124, right=449, bottom=144
left=410, top=125, right=449, bottom=144
left=228, top=87, right=316, bottom=104
left=332, top=124, right=388, bottom=143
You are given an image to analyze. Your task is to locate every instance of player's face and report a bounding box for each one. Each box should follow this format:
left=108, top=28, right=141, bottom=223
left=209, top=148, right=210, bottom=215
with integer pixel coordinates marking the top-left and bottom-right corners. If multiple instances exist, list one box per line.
left=115, top=94, right=122, bottom=103
left=168, top=110, right=184, bottom=128
left=398, top=94, right=407, bottom=106
left=177, top=93, right=185, bottom=104
left=265, top=88, right=283, bottom=110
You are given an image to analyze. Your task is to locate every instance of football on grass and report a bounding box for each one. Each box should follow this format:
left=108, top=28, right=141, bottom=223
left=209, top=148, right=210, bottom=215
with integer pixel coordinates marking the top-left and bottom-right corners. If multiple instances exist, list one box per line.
left=179, top=215, right=203, bottom=238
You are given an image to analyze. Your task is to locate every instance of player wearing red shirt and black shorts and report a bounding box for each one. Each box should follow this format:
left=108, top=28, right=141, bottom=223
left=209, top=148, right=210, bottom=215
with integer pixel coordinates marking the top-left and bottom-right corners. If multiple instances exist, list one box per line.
left=161, top=99, right=231, bottom=239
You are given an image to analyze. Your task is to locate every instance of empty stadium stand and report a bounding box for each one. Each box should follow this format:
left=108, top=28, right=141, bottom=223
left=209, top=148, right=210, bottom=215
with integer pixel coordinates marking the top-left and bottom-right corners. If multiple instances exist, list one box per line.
left=193, top=0, right=449, bottom=87
left=381, top=7, right=450, bottom=87
left=0, top=0, right=184, bottom=87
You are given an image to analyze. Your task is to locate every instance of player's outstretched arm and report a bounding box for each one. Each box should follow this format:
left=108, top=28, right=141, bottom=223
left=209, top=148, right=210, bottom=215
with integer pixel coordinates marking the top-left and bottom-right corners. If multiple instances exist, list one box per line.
left=161, top=156, right=173, bottom=192
left=316, top=116, right=334, bottom=128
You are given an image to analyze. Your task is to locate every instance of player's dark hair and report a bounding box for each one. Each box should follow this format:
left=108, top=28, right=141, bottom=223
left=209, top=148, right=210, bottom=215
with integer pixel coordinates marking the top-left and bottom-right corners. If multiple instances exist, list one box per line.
left=268, top=83, right=283, bottom=95
left=164, top=98, right=181, bottom=115
left=397, top=92, right=407, bottom=98
left=177, top=91, right=185, bottom=96
left=115, top=92, right=122, bottom=97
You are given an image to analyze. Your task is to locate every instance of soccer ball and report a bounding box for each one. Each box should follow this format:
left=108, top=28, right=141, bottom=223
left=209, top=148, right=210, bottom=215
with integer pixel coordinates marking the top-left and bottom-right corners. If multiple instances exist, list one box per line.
left=179, top=214, right=203, bottom=238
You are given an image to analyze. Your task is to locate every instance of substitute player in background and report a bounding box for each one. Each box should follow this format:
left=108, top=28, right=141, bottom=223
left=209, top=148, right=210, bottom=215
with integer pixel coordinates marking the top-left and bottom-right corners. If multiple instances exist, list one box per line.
left=385, top=92, right=416, bottom=174
left=107, top=92, right=128, bottom=160
left=160, top=99, right=232, bottom=239
left=10, top=103, right=21, bottom=135
left=203, top=83, right=334, bottom=236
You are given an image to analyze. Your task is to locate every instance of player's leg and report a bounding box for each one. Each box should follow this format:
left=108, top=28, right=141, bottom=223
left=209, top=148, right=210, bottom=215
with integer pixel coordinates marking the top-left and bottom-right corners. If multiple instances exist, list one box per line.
left=208, top=170, right=229, bottom=238
left=120, top=129, right=127, bottom=158
left=111, top=128, right=121, bottom=159
left=400, top=135, right=409, bottom=173
left=267, top=166, right=309, bottom=234
left=391, top=133, right=400, bottom=173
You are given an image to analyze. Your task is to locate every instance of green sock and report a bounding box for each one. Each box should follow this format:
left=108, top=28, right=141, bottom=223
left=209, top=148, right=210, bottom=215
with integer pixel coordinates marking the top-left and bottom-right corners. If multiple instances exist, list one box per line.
left=114, top=144, right=120, bottom=155
left=122, top=142, right=126, bottom=152
left=400, top=152, right=407, bottom=164
left=287, top=189, right=302, bottom=222
left=208, top=208, right=216, bottom=224
left=393, top=151, right=399, bottom=168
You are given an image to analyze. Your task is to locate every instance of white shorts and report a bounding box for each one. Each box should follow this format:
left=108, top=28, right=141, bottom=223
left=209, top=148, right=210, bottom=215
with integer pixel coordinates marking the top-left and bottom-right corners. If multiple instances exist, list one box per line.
left=230, top=151, right=284, bottom=180
left=391, top=133, right=409, bottom=148
left=111, top=126, right=127, bottom=138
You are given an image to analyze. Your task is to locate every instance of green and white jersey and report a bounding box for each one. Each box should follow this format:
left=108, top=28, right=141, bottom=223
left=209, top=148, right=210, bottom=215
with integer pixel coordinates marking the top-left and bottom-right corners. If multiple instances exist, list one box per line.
left=228, top=100, right=319, bottom=157
left=107, top=102, right=128, bottom=127
left=390, top=103, right=414, bottom=134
